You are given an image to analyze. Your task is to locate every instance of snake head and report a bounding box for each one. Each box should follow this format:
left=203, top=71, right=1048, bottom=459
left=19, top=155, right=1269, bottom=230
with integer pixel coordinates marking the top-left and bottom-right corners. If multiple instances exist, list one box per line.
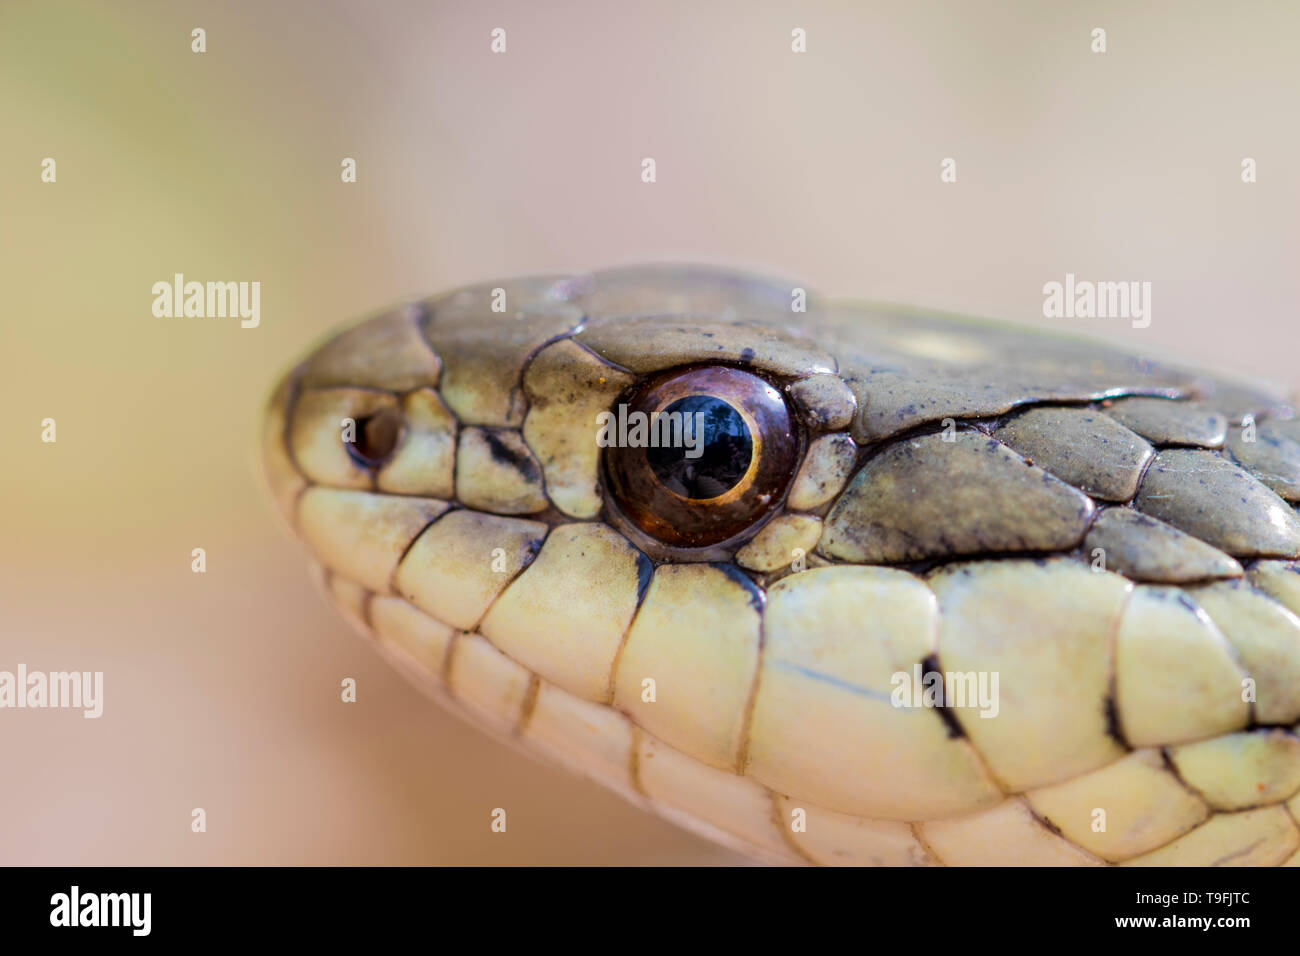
left=263, top=266, right=1300, bottom=866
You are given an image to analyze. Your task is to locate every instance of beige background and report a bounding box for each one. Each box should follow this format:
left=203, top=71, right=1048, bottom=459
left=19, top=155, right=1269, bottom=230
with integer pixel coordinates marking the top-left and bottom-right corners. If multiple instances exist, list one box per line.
left=1, top=0, right=1296, bottom=864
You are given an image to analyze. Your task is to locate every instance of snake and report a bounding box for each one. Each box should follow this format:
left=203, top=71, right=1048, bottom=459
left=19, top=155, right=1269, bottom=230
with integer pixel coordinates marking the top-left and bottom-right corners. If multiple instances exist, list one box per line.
left=261, top=265, right=1300, bottom=865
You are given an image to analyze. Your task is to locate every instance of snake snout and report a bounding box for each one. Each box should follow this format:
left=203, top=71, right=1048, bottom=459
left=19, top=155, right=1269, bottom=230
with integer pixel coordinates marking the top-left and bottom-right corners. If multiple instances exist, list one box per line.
left=260, top=304, right=448, bottom=532
left=261, top=368, right=306, bottom=529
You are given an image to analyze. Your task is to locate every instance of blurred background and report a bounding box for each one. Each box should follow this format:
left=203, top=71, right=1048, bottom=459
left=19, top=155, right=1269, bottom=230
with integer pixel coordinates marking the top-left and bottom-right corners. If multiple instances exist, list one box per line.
left=1, top=0, right=1296, bottom=864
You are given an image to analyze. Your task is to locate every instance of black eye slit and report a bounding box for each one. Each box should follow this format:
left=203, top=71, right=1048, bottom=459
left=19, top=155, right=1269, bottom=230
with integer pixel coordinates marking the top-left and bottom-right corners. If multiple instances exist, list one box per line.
left=345, top=406, right=404, bottom=468
left=604, top=365, right=801, bottom=550
left=646, top=396, right=754, bottom=500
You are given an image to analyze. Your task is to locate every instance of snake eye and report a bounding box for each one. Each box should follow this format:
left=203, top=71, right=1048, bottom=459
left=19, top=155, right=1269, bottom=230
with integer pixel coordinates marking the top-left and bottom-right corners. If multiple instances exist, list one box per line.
left=345, top=406, right=404, bottom=469
left=602, top=365, right=800, bottom=549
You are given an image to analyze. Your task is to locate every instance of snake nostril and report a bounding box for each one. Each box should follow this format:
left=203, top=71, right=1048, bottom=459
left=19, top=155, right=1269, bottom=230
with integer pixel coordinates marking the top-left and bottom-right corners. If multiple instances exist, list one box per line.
left=345, top=405, right=404, bottom=469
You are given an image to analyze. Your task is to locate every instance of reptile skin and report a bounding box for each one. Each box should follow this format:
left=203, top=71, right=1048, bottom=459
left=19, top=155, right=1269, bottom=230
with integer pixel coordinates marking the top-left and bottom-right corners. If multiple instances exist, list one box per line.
left=262, top=265, right=1300, bottom=866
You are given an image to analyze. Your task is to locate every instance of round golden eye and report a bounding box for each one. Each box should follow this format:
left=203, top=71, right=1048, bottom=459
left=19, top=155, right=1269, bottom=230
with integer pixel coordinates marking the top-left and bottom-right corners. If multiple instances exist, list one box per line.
left=602, top=365, right=801, bottom=549
left=344, top=405, right=404, bottom=469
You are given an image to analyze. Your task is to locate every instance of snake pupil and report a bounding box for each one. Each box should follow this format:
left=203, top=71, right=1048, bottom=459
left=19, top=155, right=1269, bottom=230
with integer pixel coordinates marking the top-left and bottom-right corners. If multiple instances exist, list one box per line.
left=346, top=407, right=403, bottom=468
left=646, top=396, right=752, bottom=500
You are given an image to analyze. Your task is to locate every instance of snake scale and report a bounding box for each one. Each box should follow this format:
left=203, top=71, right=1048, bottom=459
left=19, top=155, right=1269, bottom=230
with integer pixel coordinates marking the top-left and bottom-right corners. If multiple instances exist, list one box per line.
left=262, top=265, right=1300, bottom=866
